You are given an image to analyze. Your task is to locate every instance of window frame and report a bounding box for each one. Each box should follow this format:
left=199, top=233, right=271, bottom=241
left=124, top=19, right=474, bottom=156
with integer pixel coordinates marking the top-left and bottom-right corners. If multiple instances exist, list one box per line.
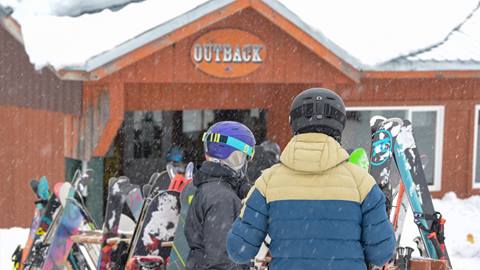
left=472, top=105, right=480, bottom=189
left=346, top=105, right=445, bottom=192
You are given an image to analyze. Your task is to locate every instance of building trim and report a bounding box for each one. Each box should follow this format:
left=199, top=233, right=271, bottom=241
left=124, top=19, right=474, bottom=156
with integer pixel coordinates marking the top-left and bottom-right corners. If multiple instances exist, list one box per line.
left=346, top=105, right=445, bottom=192
left=473, top=105, right=480, bottom=189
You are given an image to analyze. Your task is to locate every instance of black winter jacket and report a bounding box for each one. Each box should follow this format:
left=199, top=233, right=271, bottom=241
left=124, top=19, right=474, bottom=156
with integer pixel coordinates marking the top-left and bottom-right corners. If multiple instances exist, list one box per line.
left=185, top=161, right=249, bottom=270
left=246, top=145, right=279, bottom=182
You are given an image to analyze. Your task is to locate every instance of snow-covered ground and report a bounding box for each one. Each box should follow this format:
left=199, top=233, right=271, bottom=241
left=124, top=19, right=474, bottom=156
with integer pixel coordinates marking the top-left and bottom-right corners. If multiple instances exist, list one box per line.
left=400, top=192, right=480, bottom=270
left=0, top=227, right=28, bottom=270
left=1, top=193, right=479, bottom=270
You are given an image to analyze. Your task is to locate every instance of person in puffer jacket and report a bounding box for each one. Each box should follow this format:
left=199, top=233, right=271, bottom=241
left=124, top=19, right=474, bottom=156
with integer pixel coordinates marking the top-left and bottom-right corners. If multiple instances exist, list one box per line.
left=227, top=88, right=396, bottom=270
left=185, top=121, right=255, bottom=270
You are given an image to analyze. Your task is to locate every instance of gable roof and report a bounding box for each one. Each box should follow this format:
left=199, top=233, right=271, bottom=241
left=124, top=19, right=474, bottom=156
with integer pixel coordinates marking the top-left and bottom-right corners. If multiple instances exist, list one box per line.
left=1, top=0, right=363, bottom=82
left=2, top=0, right=480, bottom=81
left=69, top=0, right=363, bottom=82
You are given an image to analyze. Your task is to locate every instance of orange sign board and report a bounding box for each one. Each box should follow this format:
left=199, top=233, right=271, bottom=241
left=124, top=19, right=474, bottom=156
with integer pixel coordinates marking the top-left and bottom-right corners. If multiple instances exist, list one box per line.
left=191, top=29, right=267, bottom=79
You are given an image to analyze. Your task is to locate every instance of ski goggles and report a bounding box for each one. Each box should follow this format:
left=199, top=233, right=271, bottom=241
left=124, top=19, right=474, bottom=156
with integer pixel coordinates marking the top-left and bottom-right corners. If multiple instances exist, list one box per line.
left=202, top=132, right=255, bottom=159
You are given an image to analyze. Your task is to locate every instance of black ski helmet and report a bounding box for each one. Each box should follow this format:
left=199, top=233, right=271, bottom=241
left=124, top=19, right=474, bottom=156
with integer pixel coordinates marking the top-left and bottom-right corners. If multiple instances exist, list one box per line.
left=289, top=88, right=346, bottom=141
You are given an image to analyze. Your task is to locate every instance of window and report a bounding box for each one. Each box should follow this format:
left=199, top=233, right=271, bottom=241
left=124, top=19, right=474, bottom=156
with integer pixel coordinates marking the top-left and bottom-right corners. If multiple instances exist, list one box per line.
left=473, top=106, right=480, bottom=189
left=342, top=106, right=444, bottom=191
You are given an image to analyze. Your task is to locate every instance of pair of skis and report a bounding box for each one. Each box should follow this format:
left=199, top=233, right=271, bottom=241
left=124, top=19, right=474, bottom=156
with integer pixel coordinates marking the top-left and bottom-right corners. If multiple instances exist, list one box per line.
left=369, top=117, right=451, bottom=268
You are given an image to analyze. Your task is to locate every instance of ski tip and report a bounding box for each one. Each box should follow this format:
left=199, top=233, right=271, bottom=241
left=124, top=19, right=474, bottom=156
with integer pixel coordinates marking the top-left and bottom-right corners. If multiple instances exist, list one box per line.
left=142, top=184, right=152, bottom=198
left=108, top=177, right=118, bottom=187
left=53, top=182, right=64, bottom=199
left=37, top=176, right=50, bottom=199
left=185, top=162, right=194, bottom=180
left=370, top=115, right=387, bottom=132
left=148, top=172, right=161, bottom=186
left=29, top=179, right=39, bottom=192
left=386, top=118, right=404, bottom=125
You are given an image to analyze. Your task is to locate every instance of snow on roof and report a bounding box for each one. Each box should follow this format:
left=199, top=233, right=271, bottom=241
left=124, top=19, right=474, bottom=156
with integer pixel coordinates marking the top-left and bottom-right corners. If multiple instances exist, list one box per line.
left=1, top=0, right=479, bottom=72
left=279, top=0, right=479, bottom=68
left=0, top=0, right=145, bottom=17
left=0, top=0, right=212, bottom=69
left=378, top=2, right=480, bottom=71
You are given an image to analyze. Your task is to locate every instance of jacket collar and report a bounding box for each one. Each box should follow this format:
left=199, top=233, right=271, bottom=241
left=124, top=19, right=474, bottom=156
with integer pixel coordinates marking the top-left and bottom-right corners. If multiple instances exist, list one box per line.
left=193, top=161, right=242, bottom=189
left=280, top=133, right=349, bottom=173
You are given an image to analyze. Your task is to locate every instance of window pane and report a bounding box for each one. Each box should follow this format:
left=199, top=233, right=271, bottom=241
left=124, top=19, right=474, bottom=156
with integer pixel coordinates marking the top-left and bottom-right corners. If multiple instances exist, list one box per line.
left=476, top=111, right=480, bottom=184
left=342, top=109, right=407, bottom=155
left=411, top=111, right=437, bottom=185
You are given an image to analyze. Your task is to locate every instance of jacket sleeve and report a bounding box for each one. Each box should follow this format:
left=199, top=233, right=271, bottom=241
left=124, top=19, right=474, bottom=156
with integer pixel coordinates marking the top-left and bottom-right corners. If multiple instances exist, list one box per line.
left=227, top=178, right=269, bottom=264
left=361, top=182, right=396, bottom=266
left=202, top=194, right=244, bottom=269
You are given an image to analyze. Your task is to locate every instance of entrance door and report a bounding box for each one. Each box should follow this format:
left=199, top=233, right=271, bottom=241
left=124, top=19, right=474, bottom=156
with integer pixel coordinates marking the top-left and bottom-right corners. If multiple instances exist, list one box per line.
left=106, top=109, right=267, bottom=185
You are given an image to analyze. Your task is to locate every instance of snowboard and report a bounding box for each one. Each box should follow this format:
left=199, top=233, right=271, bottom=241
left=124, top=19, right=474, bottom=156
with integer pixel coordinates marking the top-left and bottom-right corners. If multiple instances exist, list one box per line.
left=41, top=170, right=98, bottom=270
left=42, top=182, right=85, bottom=270
left=16, top=177, right=50, bottom=270
left=127, top=191, right=181, bottom=262
left=168, top=163, right=195, bottom=270
left=98, top=176, right=132, bottom=270
left=24, top=188, right=62, bottom=269
left=393, top=120, right=451, bottom=266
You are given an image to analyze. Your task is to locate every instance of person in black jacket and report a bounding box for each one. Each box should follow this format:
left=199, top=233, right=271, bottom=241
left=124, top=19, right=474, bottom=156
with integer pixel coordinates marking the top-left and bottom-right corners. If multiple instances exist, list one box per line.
left=185, top=121, right=256, bottom=270
left=246, top=140, right=280, bottom=182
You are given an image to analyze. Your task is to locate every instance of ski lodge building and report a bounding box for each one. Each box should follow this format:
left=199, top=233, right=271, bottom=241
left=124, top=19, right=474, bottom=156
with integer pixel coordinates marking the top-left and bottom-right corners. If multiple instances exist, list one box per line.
left=1, top=0, right=480, bottom=226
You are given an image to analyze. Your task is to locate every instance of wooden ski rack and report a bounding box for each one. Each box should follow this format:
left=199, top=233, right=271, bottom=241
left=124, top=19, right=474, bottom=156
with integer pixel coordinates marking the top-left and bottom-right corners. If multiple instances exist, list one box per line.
left=71, top=231, right=173, bottom=248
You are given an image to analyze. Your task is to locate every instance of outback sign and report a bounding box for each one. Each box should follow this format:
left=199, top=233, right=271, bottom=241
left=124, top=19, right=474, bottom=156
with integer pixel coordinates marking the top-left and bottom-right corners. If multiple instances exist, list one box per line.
left=191, top=29, right=267, bottom=78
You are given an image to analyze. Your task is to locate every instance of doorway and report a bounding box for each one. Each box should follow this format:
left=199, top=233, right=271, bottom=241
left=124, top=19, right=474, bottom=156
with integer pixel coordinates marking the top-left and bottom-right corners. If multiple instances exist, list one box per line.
left=104, top=109, right=267, bottom=186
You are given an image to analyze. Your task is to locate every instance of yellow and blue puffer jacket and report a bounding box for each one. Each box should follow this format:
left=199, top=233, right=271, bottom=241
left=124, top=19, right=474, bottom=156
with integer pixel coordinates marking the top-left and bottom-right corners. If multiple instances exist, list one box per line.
left=227, top=133, right=395, bottom=270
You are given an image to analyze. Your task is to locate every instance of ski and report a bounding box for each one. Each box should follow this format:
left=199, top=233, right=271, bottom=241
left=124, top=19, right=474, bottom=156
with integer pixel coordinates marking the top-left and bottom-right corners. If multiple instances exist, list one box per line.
left=393, top=120, right=451, bottom=267
left=369, top=116, right=403, bottom=216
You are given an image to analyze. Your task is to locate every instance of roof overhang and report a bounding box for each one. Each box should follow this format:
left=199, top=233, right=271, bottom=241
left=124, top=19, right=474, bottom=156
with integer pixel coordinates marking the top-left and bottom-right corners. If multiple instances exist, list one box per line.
left=0, top=5, right=22, bottom=43
left=2, top=0, right=480, bottom=82
left=0, top=0, right=364, bottom=82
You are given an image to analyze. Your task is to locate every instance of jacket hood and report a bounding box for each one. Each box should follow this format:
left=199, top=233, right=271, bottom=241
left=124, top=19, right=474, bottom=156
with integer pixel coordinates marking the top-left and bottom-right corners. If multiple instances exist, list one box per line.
left=193, top=161, right=242, bottom=188
left=280, top=133, right=349, bottom=173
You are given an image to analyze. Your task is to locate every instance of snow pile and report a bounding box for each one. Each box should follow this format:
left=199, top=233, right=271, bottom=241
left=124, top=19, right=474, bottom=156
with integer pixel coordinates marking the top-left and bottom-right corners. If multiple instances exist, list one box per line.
left=0, top=0, right=140, bottom=17
left=400, top=192, right=480, bottom=269
left=0, top=0, right=208, bottom=69
left=0, top=227, right=29, bottom=270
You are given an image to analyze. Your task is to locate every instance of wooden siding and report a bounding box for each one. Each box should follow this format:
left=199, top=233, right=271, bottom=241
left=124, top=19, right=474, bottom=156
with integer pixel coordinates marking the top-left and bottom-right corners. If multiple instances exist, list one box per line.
left=0, top=26, right=82, bottom=115
left=0, top=106, right=65, bottom=227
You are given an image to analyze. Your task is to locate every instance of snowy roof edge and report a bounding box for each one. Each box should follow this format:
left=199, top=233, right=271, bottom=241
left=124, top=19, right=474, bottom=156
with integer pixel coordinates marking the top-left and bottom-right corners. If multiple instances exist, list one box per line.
left=67, top=0, right=366, bottom=73
left=66, top=0, right=234, bottom=72
left=0, top=5, right=12, bottom=18
left=261, top=0, right=365, bottom=70
left=369, top=59, right=480, bottom=71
